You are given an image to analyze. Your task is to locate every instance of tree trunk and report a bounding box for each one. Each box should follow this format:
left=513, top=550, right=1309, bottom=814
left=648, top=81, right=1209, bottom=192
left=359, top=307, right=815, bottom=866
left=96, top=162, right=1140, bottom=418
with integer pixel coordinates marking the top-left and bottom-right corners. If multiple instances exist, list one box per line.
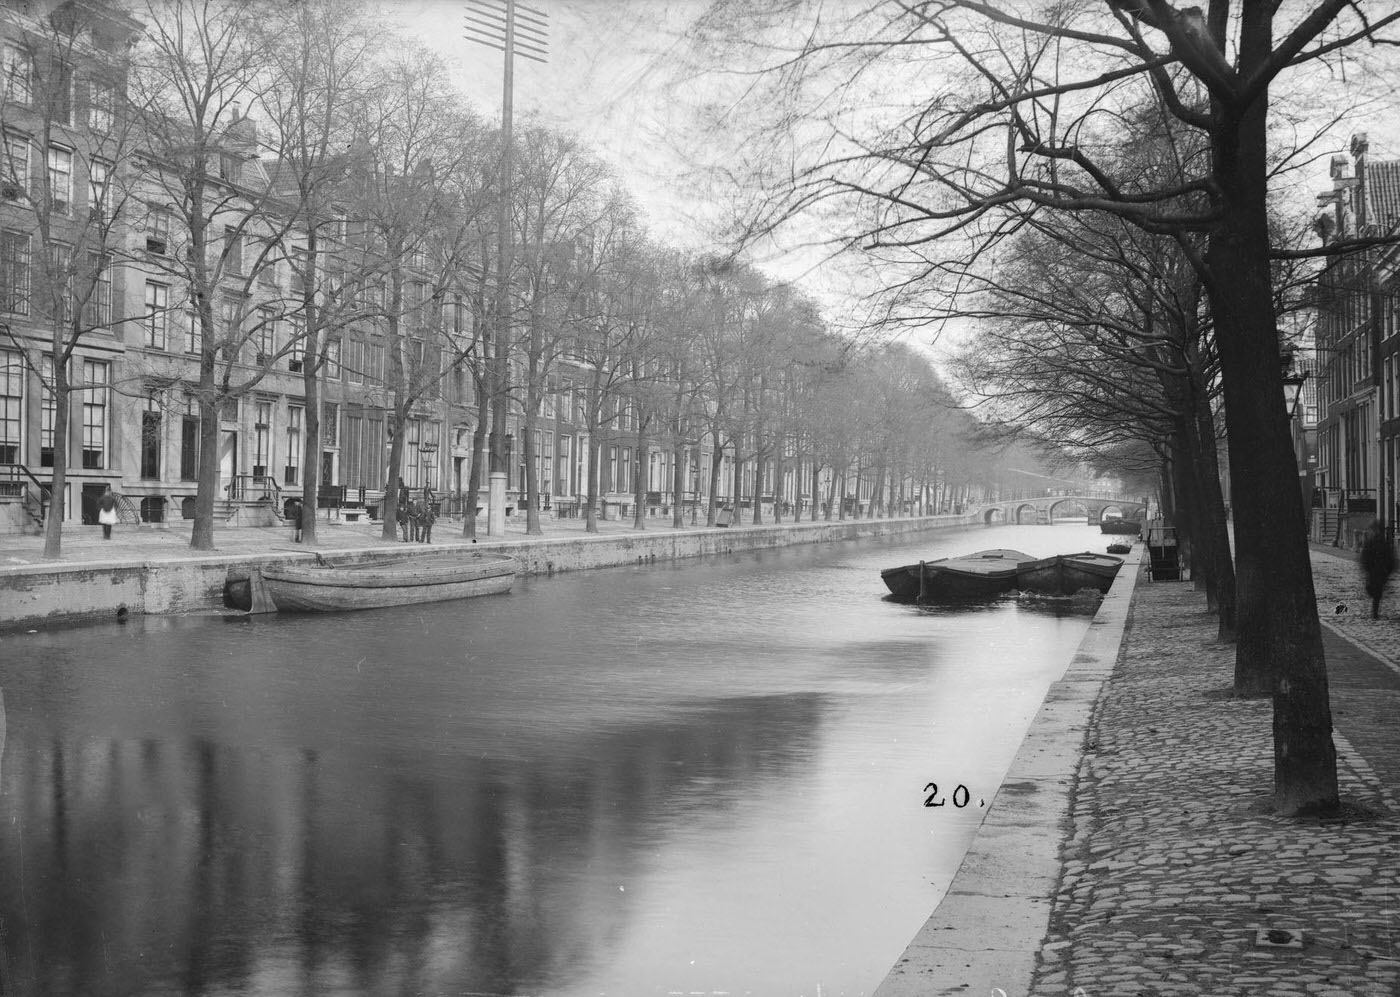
left=672, top=441, right=686, bottom=528
left=1207, top=38, right=1336, bottom=811
left=772, top=451, right=783, bottom=524
left=300, top=335, right=321, bottom=546
left=632, top=429, right=648, bottom=530
left=707, top=443, right=724, bottom=526
left=752, top=452, right=764, bottom=525
left=462, top=380, right=490, bottom=539
left=192, top=395, right=220, bottom=551
left=585, top=430, right=601, bottom=533
left=41, top=362, right=70, bottom=560
left=524, top=406, right=542, bottom=535
left=1192, top=382, right=1237, bottom=641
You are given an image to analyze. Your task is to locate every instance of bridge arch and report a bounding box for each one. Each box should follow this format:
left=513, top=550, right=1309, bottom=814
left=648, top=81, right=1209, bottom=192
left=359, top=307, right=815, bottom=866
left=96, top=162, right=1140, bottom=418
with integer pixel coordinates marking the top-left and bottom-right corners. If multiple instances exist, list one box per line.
left=983, top=507, right=1005, bottom=524
left=1045, top=497, right=1089, bottom=522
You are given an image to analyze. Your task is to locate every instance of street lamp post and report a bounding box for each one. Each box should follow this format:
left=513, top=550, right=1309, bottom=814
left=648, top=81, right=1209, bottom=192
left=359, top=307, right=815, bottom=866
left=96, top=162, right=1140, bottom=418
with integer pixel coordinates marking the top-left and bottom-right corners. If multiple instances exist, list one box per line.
left=1283, top=365, right=1310, bottom=531
left=419, top=441, right=439, bottom=491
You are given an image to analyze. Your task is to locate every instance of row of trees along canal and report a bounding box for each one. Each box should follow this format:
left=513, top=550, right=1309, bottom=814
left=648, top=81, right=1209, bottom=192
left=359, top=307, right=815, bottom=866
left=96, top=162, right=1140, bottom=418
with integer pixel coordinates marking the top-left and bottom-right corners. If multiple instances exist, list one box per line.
left=676, top=1, right=1400, bottom=816
left=0, top=0, right=1034, bottom=559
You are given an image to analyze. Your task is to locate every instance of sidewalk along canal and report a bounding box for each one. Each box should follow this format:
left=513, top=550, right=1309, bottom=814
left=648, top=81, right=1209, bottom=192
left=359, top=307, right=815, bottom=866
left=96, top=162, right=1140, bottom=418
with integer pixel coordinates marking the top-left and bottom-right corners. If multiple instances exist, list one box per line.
left=875, top=545, right=1142, bottom=997
left=0, top=514, right=976, bottom=631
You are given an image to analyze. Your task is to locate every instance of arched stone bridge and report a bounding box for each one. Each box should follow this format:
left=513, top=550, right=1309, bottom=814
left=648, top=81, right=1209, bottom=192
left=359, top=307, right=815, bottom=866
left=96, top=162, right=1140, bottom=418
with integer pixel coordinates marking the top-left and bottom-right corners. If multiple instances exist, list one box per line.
left=978, top=495, right=1148, bottom=526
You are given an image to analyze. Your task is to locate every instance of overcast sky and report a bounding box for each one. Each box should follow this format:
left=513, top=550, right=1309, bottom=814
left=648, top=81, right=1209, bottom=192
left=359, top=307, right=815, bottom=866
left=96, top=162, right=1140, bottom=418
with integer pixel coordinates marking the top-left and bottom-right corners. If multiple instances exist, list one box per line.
left=396, top=0, right=713, bottom=247
left=387, top=0, right=1400, bottom=356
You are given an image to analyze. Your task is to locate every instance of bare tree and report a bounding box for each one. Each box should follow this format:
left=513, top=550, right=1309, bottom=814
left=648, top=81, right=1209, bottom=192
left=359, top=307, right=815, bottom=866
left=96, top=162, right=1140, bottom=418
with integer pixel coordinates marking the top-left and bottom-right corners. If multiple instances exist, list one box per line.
left=252, top=0, right=380, bottom=545
left=129, top=0, right=307, bottom=551
left=683, top=0, right=1400, bottom=815
left=0, top=1, right=141, bottom=558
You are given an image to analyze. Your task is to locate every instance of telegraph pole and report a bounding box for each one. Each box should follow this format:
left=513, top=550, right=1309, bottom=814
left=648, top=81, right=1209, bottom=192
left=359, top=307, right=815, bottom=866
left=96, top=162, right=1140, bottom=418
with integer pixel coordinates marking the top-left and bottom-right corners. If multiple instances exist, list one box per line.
left=464, top=0, right=548, bottom=535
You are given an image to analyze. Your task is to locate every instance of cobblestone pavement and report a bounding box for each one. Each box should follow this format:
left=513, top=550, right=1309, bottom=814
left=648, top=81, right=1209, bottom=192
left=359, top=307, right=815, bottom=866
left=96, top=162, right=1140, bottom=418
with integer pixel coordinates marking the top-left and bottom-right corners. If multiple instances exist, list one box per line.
left=1028, top=552, right=1400, bottom=997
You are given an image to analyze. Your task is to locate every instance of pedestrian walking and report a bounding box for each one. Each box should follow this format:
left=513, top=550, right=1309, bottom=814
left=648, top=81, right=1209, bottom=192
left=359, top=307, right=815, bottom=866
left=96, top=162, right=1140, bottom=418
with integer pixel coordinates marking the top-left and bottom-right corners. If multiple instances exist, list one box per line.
left=285, top=496, right=303, bottom=543
left=421, top=486, right=437, bottom=543
left=397, top=480, right=413, bottom=542
left=1360, top=521, right=1395, bottom=618
left=97, top=485, right=120, bottom=540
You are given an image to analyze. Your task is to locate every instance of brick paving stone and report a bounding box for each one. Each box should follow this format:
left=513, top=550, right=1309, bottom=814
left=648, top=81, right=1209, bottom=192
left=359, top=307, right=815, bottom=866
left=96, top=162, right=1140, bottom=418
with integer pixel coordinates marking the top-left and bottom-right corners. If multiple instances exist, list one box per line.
left=1028, top=555, right=1400, bottom=997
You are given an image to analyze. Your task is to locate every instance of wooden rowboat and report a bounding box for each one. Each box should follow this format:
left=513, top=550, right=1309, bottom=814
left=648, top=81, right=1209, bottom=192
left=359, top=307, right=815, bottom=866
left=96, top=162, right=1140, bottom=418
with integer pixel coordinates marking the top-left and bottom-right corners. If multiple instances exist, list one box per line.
left=259, top=551, right=517, bottom=613
left=881, top=549, right=1034, bottom=601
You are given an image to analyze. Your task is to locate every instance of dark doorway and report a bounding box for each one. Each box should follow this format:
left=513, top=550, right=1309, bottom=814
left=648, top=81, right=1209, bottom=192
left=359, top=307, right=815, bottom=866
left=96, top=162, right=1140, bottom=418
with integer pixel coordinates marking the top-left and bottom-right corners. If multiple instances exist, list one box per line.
left=80, top=483, right=106, bottom=525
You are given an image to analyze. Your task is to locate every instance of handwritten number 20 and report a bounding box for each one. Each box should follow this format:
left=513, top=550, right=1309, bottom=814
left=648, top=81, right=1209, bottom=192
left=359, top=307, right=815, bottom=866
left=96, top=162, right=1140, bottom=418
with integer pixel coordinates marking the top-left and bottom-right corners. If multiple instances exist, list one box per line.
left=924, top=783, right=971, bottom=808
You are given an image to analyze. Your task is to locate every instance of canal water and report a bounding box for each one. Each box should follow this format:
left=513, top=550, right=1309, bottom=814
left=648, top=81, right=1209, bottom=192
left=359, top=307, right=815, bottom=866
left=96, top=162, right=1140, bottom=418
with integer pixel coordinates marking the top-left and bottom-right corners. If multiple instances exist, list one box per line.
left=0, top=522, right=1109, bottom=997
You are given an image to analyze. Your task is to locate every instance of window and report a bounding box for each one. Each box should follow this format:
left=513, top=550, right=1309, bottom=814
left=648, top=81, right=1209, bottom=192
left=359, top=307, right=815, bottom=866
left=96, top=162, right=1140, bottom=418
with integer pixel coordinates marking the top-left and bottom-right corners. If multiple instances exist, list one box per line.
left=219, top=296, right=243, bottom=361
left=144, top=281, right=169, bottom=349
left=2, top=132, right=27, bottom=199
left=50, top=60, right=73, bottom=125
left=146, top=206, right=171, bottom=255
left=344, top=412, right=362, bottom=487
left=288, top=313, right=305, bottom=372
left=81, top=359, right=108, bottom=469
left=39, top=356, right=56, bottom=467
left=141, top=395, right=162, bottom=479
left=258, top=244, right=277, bottom=288
left=184, top=305, right=201, bottom=355
left=621, top=446, right=632, bottom=493
left=2, top=45, right=30, bottom=105
left=281, top=403, right=298, bottom=484
left=289, top=246, right=306, bottom=293
left=557, top=434, right=571, bottom=495
left=254, top=400, right=271, bottom=478
left=223, top=225, right=242, bottom=274
left=0, top=350, right=20, bottom=463
left=367, top=341, right=384, bottom=383
left=346, top=340, right=363, bottom=384
left=219, top=152, right=239, bottom=184
left=324, top=339, right=341, bottom=380
left=46, top=240, right=73, bottom=323
left=181, top=398, right=198, bottom=481
left=88, top=159, right=110, bottom=224
left=83, top=252, right=111, bottom=329
left=322, top=401, right=338, bottom=446
left=256, top=307, right=276, bottom=365
left=47, top=146, right=72, bottom=215
left=87, top=77, right=115, bottom=132
left=1, top=230, right=30, bottom=314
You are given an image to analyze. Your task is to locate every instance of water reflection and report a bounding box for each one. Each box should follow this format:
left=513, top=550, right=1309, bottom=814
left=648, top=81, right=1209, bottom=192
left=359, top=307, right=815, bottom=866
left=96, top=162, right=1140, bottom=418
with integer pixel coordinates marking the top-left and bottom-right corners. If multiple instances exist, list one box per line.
left=0, top=523, right=1105, bottom=996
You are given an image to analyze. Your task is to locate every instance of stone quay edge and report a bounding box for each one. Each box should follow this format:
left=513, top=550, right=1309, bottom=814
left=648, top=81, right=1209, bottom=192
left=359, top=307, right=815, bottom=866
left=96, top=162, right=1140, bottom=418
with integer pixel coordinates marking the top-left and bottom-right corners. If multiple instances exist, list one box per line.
left=0, top=512, right=979, bottom=632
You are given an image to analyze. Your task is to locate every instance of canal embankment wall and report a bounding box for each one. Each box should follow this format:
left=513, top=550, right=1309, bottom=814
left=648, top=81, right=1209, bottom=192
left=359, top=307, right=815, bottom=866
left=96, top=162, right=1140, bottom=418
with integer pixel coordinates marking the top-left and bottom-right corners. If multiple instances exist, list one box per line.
left=0, top=513, right=979, bottom=631
left=875, top=545, right=1144, bottom=997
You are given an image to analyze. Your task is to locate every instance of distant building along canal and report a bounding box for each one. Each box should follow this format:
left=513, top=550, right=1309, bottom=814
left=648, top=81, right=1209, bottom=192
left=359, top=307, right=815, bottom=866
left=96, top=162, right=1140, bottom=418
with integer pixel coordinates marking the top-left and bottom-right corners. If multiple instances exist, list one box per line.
left=0, top=523, right=1107, bottom=995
